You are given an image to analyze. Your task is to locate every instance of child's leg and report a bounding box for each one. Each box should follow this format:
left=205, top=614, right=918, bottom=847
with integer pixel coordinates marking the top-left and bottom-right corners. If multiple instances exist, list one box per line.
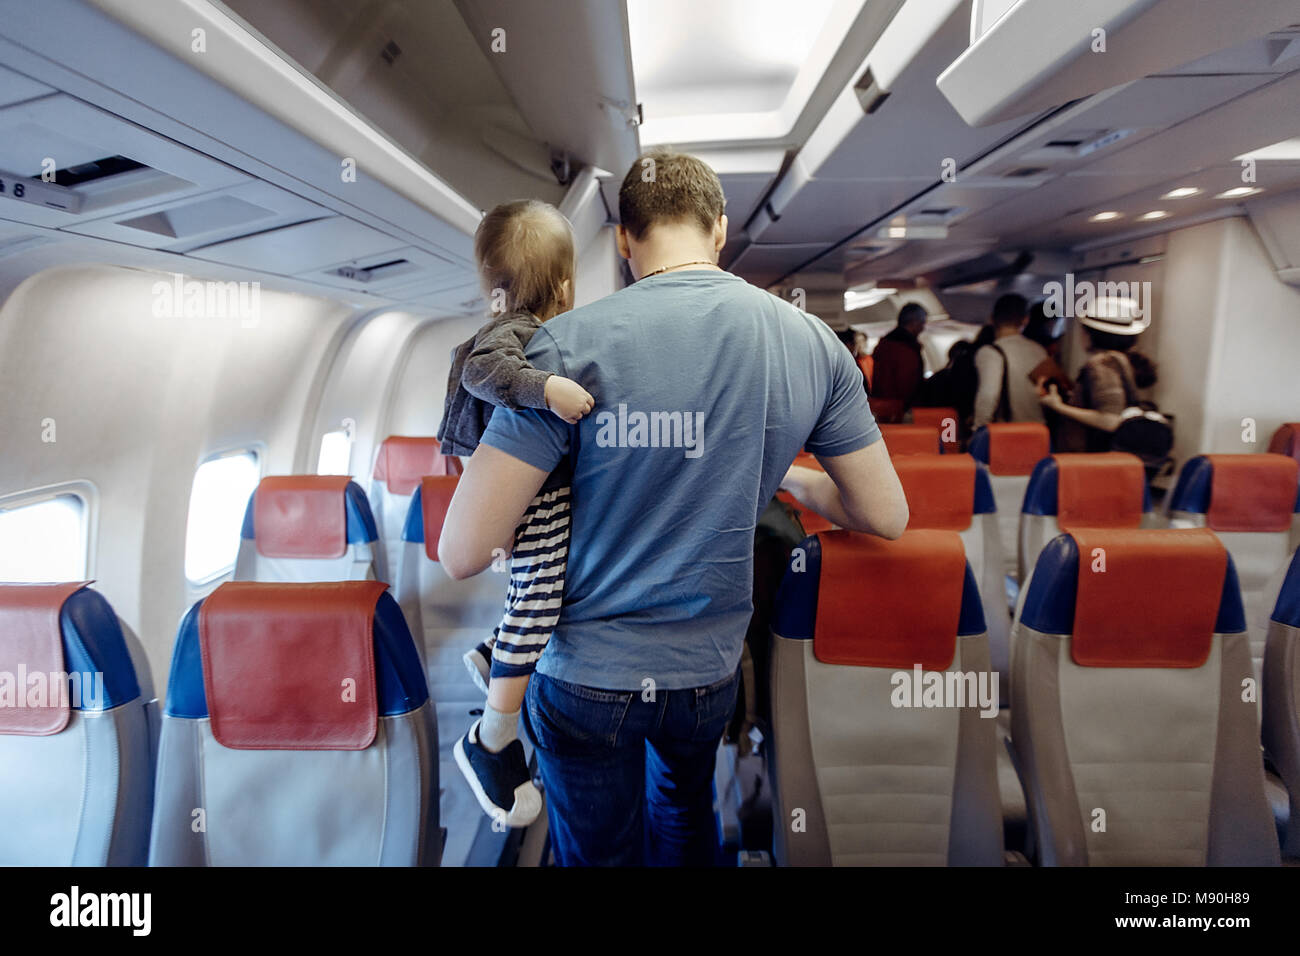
left=455, top=484, right=570, bottom=827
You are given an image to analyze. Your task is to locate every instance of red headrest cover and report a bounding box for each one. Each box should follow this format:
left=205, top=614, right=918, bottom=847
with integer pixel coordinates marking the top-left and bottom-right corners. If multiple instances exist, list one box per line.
left=1267, top=423, right=1300, bottom=462
left=0, top=582, right=88, bottom=736
left=199, top=581, right=387, bottom=749
left=1069, top=528, right=1226, bottom=668
left=869, top=397, right=905, bottom=425
left=1206, top=454, right=1298, bottom=533
left=373, top=436, right=458, bottom=495
left=910, top=407, right=960, bottom=452
left=987, top=423, right=1050, bottom=476
left=1054, top=453, right=1145, bottom=531
left=420, top=475, right=460, bottom=561
left=253, top=475, right=351, bottom=558
left=880, top=424, right=941, bottom=457
left=814, top=530, right=967, bottom=670
left=892, top=455, right=976, bottom=531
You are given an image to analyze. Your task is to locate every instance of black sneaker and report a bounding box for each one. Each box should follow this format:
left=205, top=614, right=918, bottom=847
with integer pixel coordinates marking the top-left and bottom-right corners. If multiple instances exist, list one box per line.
left=454, top=719, right=542, bottom=828
left=462, top=641, right=493, bottom=695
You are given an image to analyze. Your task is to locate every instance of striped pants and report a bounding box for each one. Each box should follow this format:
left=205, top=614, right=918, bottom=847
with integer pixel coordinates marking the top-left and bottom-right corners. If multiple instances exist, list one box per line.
left=484, top=484, right=571, bottom=679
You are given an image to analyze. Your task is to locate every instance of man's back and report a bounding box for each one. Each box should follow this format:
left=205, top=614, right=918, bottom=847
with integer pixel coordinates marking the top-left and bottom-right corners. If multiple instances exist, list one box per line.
left=870, top=326, right=924, bottom=402
left=974, top=333, right=1049, bottom=427
left=479, top=269, right=876, bottom=690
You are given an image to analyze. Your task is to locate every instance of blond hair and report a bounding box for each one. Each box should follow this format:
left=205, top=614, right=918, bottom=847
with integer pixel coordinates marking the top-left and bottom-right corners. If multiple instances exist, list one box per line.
left=474, top=200, right=575, bottom=320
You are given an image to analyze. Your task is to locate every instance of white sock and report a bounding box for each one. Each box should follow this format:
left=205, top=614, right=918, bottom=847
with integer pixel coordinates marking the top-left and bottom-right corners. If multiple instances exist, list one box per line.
left=478, top=704, right=519, bottom=754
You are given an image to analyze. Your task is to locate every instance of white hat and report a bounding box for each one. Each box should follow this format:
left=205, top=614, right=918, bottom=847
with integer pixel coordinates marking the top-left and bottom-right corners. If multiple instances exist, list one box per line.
left=1079, top=296, right=1150, bottom=335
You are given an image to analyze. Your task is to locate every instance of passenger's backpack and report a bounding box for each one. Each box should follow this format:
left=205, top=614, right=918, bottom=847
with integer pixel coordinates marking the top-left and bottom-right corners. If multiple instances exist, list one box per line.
left=1103, top=354, right=1174, bottom=479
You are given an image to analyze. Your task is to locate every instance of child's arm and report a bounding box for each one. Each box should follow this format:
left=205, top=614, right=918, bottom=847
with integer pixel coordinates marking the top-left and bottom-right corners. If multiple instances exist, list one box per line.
left=463, top=319, right=594, bottom=423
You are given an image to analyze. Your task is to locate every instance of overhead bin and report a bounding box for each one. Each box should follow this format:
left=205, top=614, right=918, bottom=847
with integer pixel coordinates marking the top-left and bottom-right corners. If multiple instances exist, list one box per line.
left=1247, top=192, right=1300, bottom=287
left=0, top=93, right=248, bottom=229
left=188, top=217, right=405, bottom=276
left=64, top=180, right=328, bottom=252
left=0, top=63, right=52, bottom=109
left=937, top=0, right=1300, bottom=127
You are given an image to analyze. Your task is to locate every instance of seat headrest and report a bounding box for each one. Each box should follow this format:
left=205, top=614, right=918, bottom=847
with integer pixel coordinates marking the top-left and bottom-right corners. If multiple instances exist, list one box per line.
left=1206, top=454, right=1298, bottom=532
left=197, top=581, right=390, bottom=749
left=893, top=455, right=977, bottom=530
left=372, top=436, right=460, bottom=495
left=1023, top=453, right=1148, bottom=529
left=1268, top=422, right=1300, bottom=462
left=245, top=476, right=379, bottom=558
left=880, top=424, right=942, bottom=456
left=1020, top=529, right=1239, bottom=668
left=409, top=475, right=459, bottom=561
left=1272, top=548, right=1300, bottom=628
left=0, top=582, right=85, bottom=735
left=911, top=407, right=960, bottom=452
left=970, top=423, right=1050, bottom=476
left=773, top=530, right=983, bottom=670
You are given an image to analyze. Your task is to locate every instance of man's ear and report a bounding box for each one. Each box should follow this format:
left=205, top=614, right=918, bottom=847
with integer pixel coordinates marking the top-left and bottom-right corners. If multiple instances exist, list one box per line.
left=615, top=225, right=632, bottom=261
left=714, top=214, right=728, bottom=253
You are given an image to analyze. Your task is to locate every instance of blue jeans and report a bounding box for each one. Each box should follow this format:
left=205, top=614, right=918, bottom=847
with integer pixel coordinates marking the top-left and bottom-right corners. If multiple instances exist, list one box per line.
left=522, top=667, right=740, bottom=866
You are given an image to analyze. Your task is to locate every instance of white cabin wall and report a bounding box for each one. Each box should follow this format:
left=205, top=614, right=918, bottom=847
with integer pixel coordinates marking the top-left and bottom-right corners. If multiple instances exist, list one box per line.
left=1202, top=217, right=1300, bottom=453
left=385, top=314, right=485, bottom=438
left=0, top=264, right=355, bottom=689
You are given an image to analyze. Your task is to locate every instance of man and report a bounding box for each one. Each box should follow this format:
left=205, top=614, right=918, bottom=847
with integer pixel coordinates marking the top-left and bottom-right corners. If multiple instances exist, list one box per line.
left=869, top=302, right=927, bottom=407
left=973, top=293, right=1049, bottom=428
left=438, top=148, right=907, bottom=865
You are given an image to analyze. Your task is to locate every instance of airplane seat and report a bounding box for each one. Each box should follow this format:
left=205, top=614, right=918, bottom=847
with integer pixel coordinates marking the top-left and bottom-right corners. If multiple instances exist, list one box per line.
left=891, top=455, right=1010, bottom=704
left=149, top=581, right=439, bottom=865
left=769, top=529, right=1004, bottom=866
left=879, top=424, right=943, bottom=456
left=1010, top=528, right=1280, bottom=865
left=370, top=436, right=462, bottom=581
left=395, top=476, right=524, bottom=866
left=1018, top=452, right=1154, bottom=582
left=910, top=406, right=961, bottom=453
left=969, top=423, right=1051, bottom=584
left=1268, top=422, right=1300, bottom=464
left=234, top=475, right=386, bottom=584
left=0, top=583, right=157, bottom=865
left=1166, top=454, right=1300, bottom=683
left=1263, top=548, right=1300, bottom=856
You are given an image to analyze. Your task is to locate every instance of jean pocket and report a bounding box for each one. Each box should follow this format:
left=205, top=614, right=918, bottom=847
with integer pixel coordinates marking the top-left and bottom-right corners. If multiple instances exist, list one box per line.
left=691, top=668, right=741, bottom=740
left=526, top=673, right=633, bottom=754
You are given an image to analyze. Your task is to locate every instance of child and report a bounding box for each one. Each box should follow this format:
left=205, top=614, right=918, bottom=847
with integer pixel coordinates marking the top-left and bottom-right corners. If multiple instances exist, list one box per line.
left=436, top=199, right=594, bottom=828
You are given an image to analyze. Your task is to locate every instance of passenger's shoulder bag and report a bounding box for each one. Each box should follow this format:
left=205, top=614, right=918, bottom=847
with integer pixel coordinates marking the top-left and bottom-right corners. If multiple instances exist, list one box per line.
left=1103, top=354, right=1174, bottom=478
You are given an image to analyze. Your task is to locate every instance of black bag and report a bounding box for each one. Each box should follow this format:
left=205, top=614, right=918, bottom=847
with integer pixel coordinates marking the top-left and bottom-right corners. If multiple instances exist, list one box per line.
left=1103, top=354, right=1174, bottom=478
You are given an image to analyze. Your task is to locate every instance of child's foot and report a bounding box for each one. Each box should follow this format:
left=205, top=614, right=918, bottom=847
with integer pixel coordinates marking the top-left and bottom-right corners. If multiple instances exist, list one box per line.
left=462, top=642, right=492, bottom=695
left=454, top=719, right=542, bottom=828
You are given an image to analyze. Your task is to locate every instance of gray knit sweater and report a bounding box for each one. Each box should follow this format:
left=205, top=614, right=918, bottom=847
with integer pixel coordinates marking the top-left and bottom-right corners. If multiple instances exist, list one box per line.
left=436, top=310, right=552, bottom=458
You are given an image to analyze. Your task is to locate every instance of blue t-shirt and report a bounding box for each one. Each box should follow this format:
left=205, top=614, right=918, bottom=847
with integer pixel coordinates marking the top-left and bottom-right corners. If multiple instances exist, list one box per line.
left=480, top=269, right=879, bottom=690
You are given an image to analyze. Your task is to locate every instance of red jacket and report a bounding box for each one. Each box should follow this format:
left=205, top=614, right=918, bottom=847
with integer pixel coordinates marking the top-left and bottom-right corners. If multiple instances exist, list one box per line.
left=870, top=327, right=924, bottom=405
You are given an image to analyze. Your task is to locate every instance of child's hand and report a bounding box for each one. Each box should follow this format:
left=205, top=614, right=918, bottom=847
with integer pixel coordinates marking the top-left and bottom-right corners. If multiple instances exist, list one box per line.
left=545, top=375, right=595, bottom=424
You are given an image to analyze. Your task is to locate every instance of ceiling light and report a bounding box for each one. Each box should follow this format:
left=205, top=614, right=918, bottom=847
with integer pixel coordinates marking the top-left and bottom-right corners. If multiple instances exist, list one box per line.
left=1215, top=186, right=1262, bottom=199
left=1235, top=137, right=1300, bottom=162
left=1089, top=211, right=1123, bottom=222
left=1160, top=187, right=1201, bottom=199
left=1138, top=210, right=1169, bottom=220
left=844, top=286, right=897, bottom=311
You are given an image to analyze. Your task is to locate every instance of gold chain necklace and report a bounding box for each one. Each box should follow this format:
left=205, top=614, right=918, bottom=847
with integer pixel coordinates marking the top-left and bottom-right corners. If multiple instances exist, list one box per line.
left=641, top=259, right=720, bottom=279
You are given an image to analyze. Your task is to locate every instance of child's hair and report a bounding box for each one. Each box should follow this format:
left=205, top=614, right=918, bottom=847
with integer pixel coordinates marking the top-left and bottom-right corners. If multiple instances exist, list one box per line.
left=474, top=200, right=575, bottom=320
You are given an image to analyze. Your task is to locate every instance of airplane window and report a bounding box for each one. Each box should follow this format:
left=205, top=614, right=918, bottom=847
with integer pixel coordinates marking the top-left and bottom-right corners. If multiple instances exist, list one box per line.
left=316, top=429, right=353, bottom=476
left=184, top=450, right=261, bottom=584
left=0, top=493, right=86, bottom=583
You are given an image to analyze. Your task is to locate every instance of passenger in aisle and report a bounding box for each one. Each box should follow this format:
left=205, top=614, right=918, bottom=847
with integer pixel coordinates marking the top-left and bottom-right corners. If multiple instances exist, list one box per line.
left=438, top=149, right=906, bottom=865
left=437, top=199, right=595, bottom=829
